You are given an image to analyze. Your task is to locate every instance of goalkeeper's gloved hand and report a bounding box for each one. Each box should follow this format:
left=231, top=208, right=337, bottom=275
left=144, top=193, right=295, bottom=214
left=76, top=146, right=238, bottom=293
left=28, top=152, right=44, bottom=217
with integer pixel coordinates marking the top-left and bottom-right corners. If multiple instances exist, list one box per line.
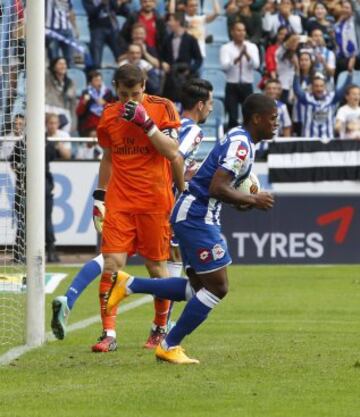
left=119, top=100, right=158, bottom=136
left=92, top=189, right=106, bottom=234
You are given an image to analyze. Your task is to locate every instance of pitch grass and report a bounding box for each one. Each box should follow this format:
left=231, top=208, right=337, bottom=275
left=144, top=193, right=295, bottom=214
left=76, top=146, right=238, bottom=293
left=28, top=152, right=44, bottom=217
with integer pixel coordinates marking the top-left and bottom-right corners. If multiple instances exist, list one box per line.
left=1, top=265, right=360, bottom=417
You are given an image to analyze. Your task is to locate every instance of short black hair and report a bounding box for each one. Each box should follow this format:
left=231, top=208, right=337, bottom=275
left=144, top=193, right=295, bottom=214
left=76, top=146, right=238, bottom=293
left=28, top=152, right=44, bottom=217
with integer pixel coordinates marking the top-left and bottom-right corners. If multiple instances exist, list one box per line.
left=180, top=78, right=213, bottom=110
left=113, top=64, right=145, bottom=88
left=87, top=70, right=101, bottom=83
left=242, top=94, right=276, bottom=124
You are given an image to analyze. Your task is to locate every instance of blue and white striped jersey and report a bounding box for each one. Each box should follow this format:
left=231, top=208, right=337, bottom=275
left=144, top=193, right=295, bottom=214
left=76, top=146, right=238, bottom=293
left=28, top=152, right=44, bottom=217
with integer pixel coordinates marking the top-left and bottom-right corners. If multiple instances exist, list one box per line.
left=178, top=117, right=204, bottom=170
left=171, top=126, right=255, bottom=226
left=46, top=0, right=73, bottom=31
left=293, top=73, right=352, bottom=139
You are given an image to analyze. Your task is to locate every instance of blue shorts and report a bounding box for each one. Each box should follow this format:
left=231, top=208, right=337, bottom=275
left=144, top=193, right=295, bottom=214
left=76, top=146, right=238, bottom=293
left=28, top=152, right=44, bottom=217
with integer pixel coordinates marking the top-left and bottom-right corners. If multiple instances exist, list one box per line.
left=172, top=219, right=232, bottom=274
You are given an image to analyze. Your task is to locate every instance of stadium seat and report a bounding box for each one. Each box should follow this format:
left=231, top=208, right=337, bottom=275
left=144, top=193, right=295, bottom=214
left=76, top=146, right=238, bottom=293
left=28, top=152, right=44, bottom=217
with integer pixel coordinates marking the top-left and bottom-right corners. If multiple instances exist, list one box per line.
left=67, top=68, right=87, bottom=97
left=203, top=43, right=221, bottom=69
left=76, top=15, right=90, bottom=44
left=98, top=68, right=115, bottom=91
left=336, top=70, right=360, bottom=90
left=202, top=68, right=226, bottom=100
left=207, top=98, right=225, bottom=126
left=117, top=15, right=127, bottom=30
left=206, top=15, right=229, bottom=43
left=73, top=0, right=86, bottom=15
left=202, top=0, right=228, bottom=14
left=253, top=70, right=262, bottom=93
left=101, top=45, right=117, bottom=68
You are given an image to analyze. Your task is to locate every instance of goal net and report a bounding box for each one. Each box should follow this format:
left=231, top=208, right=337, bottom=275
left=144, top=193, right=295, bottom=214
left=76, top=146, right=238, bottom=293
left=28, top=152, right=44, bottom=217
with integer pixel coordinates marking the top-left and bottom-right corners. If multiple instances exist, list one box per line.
left=0, top=0, right=26, bottom=348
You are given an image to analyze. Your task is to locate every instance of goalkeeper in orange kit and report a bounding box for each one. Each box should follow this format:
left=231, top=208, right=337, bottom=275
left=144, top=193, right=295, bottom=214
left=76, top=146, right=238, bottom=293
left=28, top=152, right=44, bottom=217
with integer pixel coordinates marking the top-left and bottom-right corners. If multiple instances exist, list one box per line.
left=90, top=63, right=184, bottom=352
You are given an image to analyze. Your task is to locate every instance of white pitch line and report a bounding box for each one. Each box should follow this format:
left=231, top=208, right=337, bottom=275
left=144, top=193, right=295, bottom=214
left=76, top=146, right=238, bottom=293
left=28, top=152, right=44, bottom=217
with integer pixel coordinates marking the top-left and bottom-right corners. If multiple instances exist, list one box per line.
left=0, top=295, right=152, bottom=366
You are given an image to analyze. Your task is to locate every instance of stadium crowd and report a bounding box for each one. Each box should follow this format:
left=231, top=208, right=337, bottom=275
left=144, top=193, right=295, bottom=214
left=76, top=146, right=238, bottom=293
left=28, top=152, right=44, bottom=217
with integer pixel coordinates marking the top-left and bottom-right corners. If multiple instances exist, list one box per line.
left=1, top=0, right=360, bottom=161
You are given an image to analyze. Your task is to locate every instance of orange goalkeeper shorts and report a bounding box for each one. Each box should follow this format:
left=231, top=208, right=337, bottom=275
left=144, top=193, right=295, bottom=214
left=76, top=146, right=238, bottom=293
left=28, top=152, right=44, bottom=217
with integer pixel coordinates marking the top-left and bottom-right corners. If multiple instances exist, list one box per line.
left=101, top=210, right=171, bottom=261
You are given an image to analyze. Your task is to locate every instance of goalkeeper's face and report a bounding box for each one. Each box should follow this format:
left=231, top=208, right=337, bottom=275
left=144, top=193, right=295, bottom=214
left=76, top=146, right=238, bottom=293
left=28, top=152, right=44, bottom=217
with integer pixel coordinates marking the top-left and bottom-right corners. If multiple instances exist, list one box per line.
left=116, top=82, right=146, bottom=105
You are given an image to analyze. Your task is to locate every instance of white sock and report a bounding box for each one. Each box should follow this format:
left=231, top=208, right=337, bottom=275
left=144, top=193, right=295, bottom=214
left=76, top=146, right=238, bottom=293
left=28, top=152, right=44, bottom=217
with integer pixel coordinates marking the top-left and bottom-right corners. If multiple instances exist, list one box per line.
left=105, top=329, right=116, bottom=338
left=167, top=261, right=183, bottom=277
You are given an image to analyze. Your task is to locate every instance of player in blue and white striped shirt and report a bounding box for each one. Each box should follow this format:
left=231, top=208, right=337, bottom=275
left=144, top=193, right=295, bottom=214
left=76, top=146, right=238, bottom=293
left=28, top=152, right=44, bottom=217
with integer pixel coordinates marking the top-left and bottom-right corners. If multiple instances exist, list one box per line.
left=293, top=56, right=355, bottom=139
left=105, top=94, right=276, bottom=364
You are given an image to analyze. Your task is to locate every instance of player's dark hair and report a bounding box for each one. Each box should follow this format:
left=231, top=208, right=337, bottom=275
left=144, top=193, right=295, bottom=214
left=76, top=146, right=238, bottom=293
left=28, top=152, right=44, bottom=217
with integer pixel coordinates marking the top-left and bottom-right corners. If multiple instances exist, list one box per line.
left=113, top=64, right=145, bottom=88
left=180, top=78, right=213, bottom=110
left=242, top=94, right=276, bottom=124
left=264, top=79, right=281, bottom=88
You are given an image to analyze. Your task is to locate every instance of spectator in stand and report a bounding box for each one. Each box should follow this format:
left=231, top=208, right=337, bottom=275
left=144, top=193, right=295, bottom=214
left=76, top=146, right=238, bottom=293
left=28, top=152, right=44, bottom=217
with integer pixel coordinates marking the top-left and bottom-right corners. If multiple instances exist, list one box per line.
left=0, top=114, right=24, bottom=161
left=45, top=57, right=77, bottom=135
left=121, top=0, right=167, bottom=59
left=292, top=51, right=315, bottom=135
left=349, top=0, right=360, bottom=63
left=8, top=116, right=25, bottom=264
left=118, top=43, right=161, bottom=94
left=292, top=55, right=355, bottom=139
left=308, top=28, right=336, bottom=82
left=220, top=21, right=260, bottom=129
left=169, top=0, right=221, bottom=59
left=275, top=32, right=300, bottom=103
left=76, top=70, right=114, bottom=136
left=262, top=0, right=302, bottom=40
left=334, top=0, right=360, bottom=77
left=75, top=129, right=103, bottom=159
left=82, top=0, right=130, bottom=69
left=335, top=85, right=360, bottom=139
left=226, top=0, right=263, bottom=45
left=264, top=79, right=292, bottom=137
left=46, top=113, right=73, bottom=160
left=261, top=25, right=288, bottom=86
left=324, top=0, right=343, bottom=20
left=305, top=2, right=335, bottom=50
left=45, top=0, right=77, bottom=66
left=129, top=22, right=161, bottom=66
left=161, top=12, right=203, bottom=102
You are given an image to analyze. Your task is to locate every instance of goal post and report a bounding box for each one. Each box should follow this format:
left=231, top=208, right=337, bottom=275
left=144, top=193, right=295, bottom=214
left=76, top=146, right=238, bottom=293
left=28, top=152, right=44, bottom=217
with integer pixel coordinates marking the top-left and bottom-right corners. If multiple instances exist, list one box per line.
left=25, top=0, right=45, bottom=346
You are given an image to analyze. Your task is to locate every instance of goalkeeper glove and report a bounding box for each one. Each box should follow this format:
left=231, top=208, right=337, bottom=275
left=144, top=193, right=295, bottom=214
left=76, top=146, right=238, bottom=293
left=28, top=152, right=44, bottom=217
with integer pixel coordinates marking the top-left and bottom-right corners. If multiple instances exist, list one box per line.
left=119, top=100, right=158, bottom=136
left=92, top=189, right=106, bottom=234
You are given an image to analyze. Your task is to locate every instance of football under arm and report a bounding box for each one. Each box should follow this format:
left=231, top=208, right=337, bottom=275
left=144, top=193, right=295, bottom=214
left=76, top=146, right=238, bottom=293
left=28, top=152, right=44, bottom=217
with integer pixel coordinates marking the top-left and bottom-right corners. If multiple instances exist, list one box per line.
left=209, top=168, right=256, bottom=206
left=97, top=147, right=112, bottom=190
left=171, top=153, right=185, bottom=193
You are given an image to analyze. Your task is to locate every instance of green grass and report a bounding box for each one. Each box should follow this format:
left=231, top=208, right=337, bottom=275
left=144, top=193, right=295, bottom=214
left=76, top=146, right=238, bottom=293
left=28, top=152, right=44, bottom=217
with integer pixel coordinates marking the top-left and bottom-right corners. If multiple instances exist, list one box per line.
left=1, top=265, right=360, bottom=417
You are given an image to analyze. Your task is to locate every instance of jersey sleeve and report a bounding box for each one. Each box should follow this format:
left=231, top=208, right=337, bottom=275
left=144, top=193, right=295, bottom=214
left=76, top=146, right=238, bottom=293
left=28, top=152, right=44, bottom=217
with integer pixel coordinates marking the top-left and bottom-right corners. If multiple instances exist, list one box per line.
left=178, top=124, right=203, bottom=162
left=97, top=111, right=111, bottom=148
left=219, top=138, right=250, bottom=177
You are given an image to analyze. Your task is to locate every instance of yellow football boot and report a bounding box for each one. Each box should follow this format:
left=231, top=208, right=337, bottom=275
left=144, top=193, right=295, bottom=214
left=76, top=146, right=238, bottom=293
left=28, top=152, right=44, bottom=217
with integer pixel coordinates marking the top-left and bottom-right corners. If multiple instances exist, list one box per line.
left=155, top=344, right=200, bottom=364
left=105, top=271, right=131, bottom=314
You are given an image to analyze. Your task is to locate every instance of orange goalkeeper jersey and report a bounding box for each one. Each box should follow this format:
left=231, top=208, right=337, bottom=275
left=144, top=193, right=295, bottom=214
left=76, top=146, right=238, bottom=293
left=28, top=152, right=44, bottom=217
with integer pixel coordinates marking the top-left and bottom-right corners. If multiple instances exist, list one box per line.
left=97, top=94, right=181, bottom=214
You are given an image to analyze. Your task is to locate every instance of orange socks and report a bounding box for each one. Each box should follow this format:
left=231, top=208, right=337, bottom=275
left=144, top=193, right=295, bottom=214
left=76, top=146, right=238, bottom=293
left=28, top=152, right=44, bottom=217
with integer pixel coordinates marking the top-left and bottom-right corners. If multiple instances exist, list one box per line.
left=153, top=298, right=171, bottom=327
left=99, top=272, right=116, bottom=332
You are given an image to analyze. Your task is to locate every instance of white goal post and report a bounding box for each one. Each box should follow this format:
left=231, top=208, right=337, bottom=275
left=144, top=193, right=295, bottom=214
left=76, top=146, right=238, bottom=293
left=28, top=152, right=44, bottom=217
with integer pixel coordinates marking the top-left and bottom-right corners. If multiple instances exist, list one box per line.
left=25, top=0, right=45, bottom=346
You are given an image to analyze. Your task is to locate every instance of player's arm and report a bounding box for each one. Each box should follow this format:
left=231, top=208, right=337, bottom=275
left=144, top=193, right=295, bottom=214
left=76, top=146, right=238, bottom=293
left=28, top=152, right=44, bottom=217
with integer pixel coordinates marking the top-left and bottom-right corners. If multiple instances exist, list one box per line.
left=209, top=168, right=274, bottom=210
left=171, top=153, right=185, bottom=193
left=147, top=128, right=179, bottom=161
left=92, top=147, right=112, bottom=233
